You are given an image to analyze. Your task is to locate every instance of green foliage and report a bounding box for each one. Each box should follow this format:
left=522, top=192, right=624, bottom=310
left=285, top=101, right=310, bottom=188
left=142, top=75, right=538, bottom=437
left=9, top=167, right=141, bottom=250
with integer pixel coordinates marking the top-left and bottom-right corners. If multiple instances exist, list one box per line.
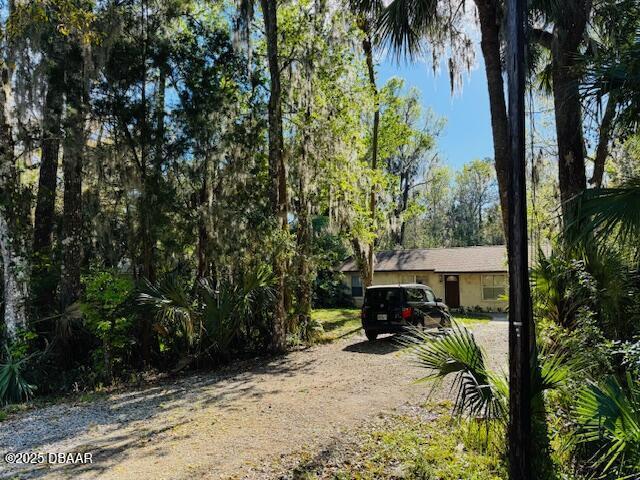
left=318, top=402, right=506, bottom=480
left=569, top=178, right=640, bottom=258
left=532, top=248, right=598, bottom=328
left=403, top=323, right=578, bottom=477
left=0, top=347, right=36, bottom=406
left=575, top=374, right=640, bottom=478
left=139, top=265, right=276, bottom=361
left=80, top=268, right=136, bottom=382
left=401, top=323, right=506, bottom=420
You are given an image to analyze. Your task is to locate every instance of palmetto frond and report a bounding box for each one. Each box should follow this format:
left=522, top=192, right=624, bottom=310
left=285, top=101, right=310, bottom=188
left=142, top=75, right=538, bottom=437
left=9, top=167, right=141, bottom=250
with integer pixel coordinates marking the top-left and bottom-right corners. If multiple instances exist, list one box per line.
left=569, top=178, right=640, bottom=256
left=575, top=373, right=640, bottom=477
left=0, top=347, right=36, bottom=405
left=138, top=274, right=198, bottom=343
left=401, top=323, right=506, bottom=420
left=402, top=322, right=576, bottom=424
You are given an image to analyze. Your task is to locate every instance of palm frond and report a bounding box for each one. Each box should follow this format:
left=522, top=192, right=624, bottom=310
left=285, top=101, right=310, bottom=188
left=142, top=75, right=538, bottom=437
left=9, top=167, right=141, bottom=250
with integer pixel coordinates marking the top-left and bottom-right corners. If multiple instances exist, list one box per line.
left=376, top=0, right=438, bottom=60
left=138, top=274, right=197, bottom=343
left=400, top=322, right=506, bottom=420
left=568, top=178, right=640, bottom=255
left=575, top=373, right=640, bottom=476
left=0, top=347, right=36, bottom=405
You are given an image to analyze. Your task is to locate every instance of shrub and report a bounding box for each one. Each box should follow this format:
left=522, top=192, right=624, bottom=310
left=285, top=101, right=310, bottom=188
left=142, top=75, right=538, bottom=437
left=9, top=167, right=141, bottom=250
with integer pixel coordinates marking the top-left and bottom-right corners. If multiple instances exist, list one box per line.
left=80, top=268, right=136, bottom=383
left=139, top=265, right=276, bottom=364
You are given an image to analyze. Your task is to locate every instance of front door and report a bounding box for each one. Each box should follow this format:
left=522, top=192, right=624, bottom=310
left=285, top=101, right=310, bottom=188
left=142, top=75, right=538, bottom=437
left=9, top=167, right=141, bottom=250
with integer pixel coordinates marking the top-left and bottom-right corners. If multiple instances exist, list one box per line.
left=444, top=275, right=460, bottom=308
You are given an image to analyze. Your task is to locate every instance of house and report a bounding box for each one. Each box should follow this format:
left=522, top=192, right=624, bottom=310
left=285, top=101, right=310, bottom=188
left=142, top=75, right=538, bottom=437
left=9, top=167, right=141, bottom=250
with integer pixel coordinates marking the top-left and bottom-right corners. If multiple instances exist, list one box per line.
left=339, top=245, right=509, bottom=311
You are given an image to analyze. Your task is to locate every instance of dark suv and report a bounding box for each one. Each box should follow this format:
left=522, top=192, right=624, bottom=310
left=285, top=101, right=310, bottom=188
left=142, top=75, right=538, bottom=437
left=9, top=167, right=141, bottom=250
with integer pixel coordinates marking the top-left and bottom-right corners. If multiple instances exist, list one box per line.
left=360, top=284, right=450, bottom=341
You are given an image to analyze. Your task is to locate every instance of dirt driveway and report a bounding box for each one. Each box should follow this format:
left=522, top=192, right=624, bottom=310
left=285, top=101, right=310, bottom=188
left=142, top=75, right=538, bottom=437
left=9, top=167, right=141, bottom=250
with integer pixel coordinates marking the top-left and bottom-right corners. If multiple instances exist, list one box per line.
left=1, top=322, right=507, bottom=480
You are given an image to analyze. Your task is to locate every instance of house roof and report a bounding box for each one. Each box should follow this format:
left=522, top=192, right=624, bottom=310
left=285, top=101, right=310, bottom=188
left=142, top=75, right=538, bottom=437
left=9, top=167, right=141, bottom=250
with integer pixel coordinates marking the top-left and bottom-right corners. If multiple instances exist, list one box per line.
left=339, top=245, right=509, bottom=273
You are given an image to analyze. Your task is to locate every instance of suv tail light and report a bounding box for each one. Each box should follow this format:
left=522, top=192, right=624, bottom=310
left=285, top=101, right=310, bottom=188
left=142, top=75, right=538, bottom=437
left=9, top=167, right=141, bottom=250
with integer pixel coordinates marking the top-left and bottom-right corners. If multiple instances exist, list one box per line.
left=401, top=307, right=413, bottom=319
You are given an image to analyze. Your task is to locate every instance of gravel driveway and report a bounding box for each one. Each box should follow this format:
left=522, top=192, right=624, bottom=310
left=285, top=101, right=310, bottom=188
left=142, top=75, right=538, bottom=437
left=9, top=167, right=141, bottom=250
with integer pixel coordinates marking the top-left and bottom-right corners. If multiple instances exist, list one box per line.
left=1, top=322, right=507, bottom=480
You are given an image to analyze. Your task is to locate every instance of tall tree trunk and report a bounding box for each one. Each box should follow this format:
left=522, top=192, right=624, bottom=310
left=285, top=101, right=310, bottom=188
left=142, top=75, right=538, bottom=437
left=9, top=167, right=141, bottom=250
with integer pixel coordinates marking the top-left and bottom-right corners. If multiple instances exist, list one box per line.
left=590, top=93, right=616, bottom=188
left=475, top=0, right=510, bottom=237
left=362, top=26, right=379, bottom=286
left=59, top=44, right=85, bottom=309
left=196, top=154, right=212, bottom=280
left=0, top=56, right=29, bottom=343
left=550, top=2, right=591, bottom=216
left=33, top=62, right=64, bottom=308
left=260, top=0, right=288, bottom=352
left=551, top=56, right=587, bottom=212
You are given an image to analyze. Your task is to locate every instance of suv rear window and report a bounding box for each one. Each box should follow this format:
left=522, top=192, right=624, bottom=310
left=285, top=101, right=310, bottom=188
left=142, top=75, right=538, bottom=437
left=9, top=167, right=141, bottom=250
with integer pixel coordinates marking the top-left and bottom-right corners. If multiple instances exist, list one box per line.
left=364, top=288, right=403, bottom=306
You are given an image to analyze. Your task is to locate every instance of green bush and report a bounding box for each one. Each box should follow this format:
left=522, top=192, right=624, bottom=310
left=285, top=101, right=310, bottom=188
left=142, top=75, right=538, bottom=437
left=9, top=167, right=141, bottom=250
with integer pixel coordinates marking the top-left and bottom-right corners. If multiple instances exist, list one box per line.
left=139, top=265, right=276, bottom=363
left=80, top=268, right=136, bottom=383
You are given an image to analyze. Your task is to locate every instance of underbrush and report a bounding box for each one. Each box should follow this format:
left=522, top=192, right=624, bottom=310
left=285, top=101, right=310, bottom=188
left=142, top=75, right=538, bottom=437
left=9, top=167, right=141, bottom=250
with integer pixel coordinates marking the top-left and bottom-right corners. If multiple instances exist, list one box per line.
left=292, top=402, right=506, bottom=480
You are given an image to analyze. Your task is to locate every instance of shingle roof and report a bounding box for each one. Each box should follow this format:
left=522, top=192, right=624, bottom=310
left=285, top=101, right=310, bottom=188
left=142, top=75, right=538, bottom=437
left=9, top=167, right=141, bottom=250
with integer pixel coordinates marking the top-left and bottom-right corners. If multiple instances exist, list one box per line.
left=339, top=245, right=509, bottom=273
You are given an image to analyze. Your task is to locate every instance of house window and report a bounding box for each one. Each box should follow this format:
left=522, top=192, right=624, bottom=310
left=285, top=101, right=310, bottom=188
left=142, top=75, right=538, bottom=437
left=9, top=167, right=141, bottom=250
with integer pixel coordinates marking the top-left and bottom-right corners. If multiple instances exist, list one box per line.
left=351, top=275, right=363, bottom=297
left=482, top=274, right=506, bottom=301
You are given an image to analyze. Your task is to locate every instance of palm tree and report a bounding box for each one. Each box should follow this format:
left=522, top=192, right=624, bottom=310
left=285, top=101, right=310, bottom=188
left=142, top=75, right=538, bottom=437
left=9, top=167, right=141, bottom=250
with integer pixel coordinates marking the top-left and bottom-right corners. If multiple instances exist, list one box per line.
left=139, top=266, right=276, bottom=362
left=402, top=323, right=574, bottom=476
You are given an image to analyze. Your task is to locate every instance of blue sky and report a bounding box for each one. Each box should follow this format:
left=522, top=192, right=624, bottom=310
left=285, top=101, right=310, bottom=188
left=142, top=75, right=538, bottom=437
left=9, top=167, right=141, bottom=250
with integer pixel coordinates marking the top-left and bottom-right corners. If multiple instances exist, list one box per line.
left=378, top=50, right=493, bottom=170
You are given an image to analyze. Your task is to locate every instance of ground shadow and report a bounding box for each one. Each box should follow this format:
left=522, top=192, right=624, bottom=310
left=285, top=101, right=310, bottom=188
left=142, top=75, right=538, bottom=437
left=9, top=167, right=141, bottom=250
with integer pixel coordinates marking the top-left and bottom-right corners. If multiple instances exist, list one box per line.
left=0, top=352, right=316, bottom=480
left=342, top=334, right=404, bottom=355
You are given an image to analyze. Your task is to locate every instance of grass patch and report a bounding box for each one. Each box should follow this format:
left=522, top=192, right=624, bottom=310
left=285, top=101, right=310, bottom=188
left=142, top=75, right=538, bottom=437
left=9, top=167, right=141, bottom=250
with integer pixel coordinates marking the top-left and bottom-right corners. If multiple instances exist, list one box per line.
left=311, top=308, right=493, bottom=343
left=454, top=315, right=492, bottom=327
left=291, top=402, right=506, bottom=479
left=311, top=308, right=362, bottom=343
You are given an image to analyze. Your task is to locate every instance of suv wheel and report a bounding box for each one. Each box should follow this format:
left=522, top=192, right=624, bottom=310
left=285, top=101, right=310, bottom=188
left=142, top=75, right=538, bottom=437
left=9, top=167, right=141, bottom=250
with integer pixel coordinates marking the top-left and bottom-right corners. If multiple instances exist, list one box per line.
left=365, top=330, right=378, bottom=341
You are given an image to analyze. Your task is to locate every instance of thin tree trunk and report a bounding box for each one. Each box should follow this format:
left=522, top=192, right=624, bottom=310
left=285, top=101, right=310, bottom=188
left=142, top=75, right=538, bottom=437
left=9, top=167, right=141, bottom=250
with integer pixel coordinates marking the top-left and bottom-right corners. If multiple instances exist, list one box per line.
left=398, top=173, right=410, bottom=246
left=33, top=63, right=64, bottom=308
left=476, top=0, right=510, bottom=238
left=260, top=0, right=288, bottom=352
left=351, top=238, right=371, bottom=288
left=0, top=214, right=29, bottom=342
left=59, top=44, right=85, bottom=309
left=296, top=181, right=312, bottom=325
left=296, top=105, right=313, bottom=325
left=590, top=93, right=616, bottom=188
left=196, top=155, right=212, bottom=280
